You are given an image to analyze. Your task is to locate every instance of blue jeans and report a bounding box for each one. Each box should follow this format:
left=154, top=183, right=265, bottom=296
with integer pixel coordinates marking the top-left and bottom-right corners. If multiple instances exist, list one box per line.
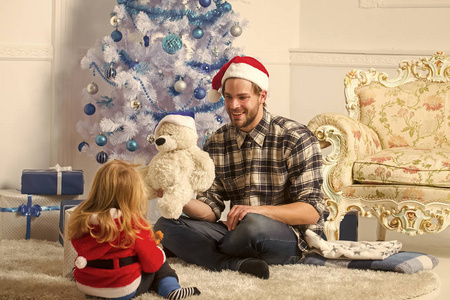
left=154, top=213, right=302, bottom=272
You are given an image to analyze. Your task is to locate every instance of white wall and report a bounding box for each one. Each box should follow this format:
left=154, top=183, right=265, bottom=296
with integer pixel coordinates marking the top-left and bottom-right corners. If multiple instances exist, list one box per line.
left=0, top=0, right=53, bottom=189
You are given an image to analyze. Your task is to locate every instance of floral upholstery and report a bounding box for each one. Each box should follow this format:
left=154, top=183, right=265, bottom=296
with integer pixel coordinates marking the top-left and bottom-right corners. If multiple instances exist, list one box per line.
left=357, top=81, right=450, bottom=149
left=307, top=52, right=450, bottom=241
left=353, top=147, right=450, bottom=188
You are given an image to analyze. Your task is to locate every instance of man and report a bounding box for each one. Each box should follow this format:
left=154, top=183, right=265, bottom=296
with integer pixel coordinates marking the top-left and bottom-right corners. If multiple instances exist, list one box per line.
left=155, top=56, right=325, bottom=279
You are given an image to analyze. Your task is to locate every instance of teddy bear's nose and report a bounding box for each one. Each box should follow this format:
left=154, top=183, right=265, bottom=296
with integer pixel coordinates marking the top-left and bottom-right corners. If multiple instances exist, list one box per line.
left=155, top=137, right=166, bottom=146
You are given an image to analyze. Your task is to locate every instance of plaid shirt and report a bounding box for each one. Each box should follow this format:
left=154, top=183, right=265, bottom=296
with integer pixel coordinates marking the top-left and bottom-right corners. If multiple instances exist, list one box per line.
left=198, top=109, right=326, bottom=251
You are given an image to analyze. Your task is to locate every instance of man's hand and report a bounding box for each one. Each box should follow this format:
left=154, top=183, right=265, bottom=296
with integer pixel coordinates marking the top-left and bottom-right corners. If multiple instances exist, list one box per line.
left=225, top=202, right=320, bottom=231
left=226, top=205, right=265, bottom=231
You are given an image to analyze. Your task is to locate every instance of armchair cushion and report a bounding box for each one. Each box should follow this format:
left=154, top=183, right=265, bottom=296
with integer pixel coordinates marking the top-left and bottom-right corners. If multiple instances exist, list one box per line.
left=353, top=147, right=450, bottom=188
left=357, top=81, right=450, bottom=149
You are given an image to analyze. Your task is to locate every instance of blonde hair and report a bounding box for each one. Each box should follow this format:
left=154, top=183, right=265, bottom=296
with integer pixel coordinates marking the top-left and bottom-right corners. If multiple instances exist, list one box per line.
left=67, top=159, right=151, bottom=248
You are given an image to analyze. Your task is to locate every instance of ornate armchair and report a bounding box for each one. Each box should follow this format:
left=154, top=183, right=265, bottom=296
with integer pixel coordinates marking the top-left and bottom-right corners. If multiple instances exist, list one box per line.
left=308, top=52, right=450, bottom=241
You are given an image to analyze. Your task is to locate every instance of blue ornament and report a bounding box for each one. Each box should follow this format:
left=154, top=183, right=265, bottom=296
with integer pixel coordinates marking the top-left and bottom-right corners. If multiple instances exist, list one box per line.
left=111, top=29, right=123, bottom=42
left=105, top=65, right=116, bottom=79
left=162, top=34, right=183, bottom=55
left=194, top=87, right=206, bottom=99
left=222, top=2, right=232, bottom=11
left=117, top=0, right=128, bottom=4
left=216, top=115, right=223, bottom=124
left=96, top=151, right=108, bottom=164
left=126, top=140, right=138, bottom=152
left=83, top=103, right=96, bottom=115
left=78, top=141, right=89, bottom=152
left=192, top=27, right=204, bottom=39
left=143, top=35, right=150, bottom=47
left=199, top=0, right=211, bottom=7
left=200, top=63, right=211, bottom=73
left=95, top=134, right=107, bottom=146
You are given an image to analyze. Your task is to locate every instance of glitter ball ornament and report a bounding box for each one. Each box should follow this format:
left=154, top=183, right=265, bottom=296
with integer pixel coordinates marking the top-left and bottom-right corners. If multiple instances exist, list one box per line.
left=194, top=87, right=206, bottom=99
left=199, top=0, right=211, bottom=7
left=192, top=27, right=204, bottom=39
left=96, top=151, right=108, bottom=164
left=83, top=103, right=96, bottom=115
left=230, top=24, right=242, bottom=37
left=111, top=29, right=123, bottom=42
left=174, top=78, right=187, bottom=93
left=130, top=99, right=142, bottom=110
left=162, top=34, right=182, bottom=54
left=110, top=15, right=121, bottom=27
left=87, top=82, right=98, bottom=94
left=78, top=141, right=89, bottom=152
left=126, top=140, right=138, bottom=152
left=95, top=134, right=107, bottom=146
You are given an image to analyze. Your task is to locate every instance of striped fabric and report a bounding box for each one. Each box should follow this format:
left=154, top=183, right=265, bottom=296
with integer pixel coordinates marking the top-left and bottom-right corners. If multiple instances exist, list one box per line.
left=167, top=287, right=200, bottom=300
left=197, top=109, right=326, bottom=251
left=301, top=251, right=439, bottom=274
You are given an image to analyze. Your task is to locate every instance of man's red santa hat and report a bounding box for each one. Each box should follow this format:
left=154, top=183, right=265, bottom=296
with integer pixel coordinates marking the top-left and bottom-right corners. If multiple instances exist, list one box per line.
left=207, top=56, right=269, bottom=103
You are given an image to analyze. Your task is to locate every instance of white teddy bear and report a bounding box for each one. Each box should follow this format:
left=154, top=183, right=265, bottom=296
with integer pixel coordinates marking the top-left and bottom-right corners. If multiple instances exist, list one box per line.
left=140, top=113, right=215, bottom=219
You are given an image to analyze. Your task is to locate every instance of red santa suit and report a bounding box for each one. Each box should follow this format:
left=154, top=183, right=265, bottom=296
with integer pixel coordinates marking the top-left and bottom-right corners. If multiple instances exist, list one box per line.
left=71, top=209, right=165, bottom=299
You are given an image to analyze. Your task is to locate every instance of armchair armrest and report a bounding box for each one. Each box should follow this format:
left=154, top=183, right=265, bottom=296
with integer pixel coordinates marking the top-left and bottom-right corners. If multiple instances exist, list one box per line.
left=308, top=113, right=382, bottom=193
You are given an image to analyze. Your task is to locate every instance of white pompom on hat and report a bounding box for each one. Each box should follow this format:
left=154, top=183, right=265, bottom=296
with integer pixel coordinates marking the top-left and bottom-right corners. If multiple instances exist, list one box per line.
left=154, top=111, right=197, bottom=135
left=207, top=56, right=269, bottom=103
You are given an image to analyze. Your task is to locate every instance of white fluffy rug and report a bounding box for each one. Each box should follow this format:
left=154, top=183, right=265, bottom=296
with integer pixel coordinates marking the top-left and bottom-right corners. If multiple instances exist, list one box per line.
left=0, top=239, right=440, bottom=300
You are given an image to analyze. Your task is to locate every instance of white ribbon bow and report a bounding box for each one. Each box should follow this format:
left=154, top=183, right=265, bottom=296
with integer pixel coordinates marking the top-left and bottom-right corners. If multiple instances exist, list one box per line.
left=50, top=164, right=72, bottom=194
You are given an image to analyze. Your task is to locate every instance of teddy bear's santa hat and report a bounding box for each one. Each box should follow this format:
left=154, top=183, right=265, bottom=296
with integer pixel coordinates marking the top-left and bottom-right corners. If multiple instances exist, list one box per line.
left=154, top=111, right=196, bottom=135
left=207, top=56, right=270, bottom=103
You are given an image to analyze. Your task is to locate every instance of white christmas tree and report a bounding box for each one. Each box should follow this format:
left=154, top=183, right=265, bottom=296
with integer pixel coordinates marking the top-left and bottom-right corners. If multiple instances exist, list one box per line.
left=77, top=0, right=245, bottom=164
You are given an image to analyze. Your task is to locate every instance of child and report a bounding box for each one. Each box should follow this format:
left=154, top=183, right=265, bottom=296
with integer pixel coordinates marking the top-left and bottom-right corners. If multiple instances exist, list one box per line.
left=68, top=159, right=200, bottom=300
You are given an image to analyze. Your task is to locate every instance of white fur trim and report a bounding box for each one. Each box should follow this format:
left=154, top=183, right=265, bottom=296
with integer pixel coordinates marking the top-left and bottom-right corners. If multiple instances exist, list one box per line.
left=75, top=256, right=87, bottom=269
left=154, top=114, right=196, bottom=134
left=222, top=62, right=269, bottom=91
left=207, top=89, right=222, bottom=103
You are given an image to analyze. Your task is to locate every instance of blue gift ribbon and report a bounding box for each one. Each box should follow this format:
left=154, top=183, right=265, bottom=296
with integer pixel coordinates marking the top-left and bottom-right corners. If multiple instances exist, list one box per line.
left=0, top=195, right=60, bottom=240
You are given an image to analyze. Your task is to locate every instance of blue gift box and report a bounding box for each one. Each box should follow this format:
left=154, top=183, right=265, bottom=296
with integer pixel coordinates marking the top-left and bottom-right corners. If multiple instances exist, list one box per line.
left=21, top=165, right=84, bottom=195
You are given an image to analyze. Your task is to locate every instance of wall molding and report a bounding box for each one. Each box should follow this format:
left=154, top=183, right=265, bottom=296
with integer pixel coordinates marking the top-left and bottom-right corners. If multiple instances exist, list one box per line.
left=0, top=45, right=53, bottom=60
left=289, top=50, right=439, bottom=68
left=360, top=0, right=450, bottom=8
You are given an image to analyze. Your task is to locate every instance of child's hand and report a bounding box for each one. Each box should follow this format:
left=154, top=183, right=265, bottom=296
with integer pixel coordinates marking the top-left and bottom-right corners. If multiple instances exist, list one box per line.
left=154, top=230, right=164, bottom=245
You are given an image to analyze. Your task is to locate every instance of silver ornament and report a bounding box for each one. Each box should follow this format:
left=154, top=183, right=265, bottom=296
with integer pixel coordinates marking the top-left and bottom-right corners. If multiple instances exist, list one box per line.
left=87, top=82, right=98, bottom=95
left=130, top=99, right=142, bottom=110
left=110, top=15, right=121, bottom=27
left=147, top=135, right=155, bottom=144
left=174, top=78, right=187, bottom=93
left=230, top=24, right=242, bottom=37
left=212, top=46, right=219, bottom=58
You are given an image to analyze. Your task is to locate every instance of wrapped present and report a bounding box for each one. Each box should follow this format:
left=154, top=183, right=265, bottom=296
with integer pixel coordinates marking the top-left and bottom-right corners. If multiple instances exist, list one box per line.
left=58, top=199, right=83, bottom=246
left=63, top=206, right=78, bottom=277
left=21, top=164, right=84, bottom=195
left=0, top=189, right=77, bottom=241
